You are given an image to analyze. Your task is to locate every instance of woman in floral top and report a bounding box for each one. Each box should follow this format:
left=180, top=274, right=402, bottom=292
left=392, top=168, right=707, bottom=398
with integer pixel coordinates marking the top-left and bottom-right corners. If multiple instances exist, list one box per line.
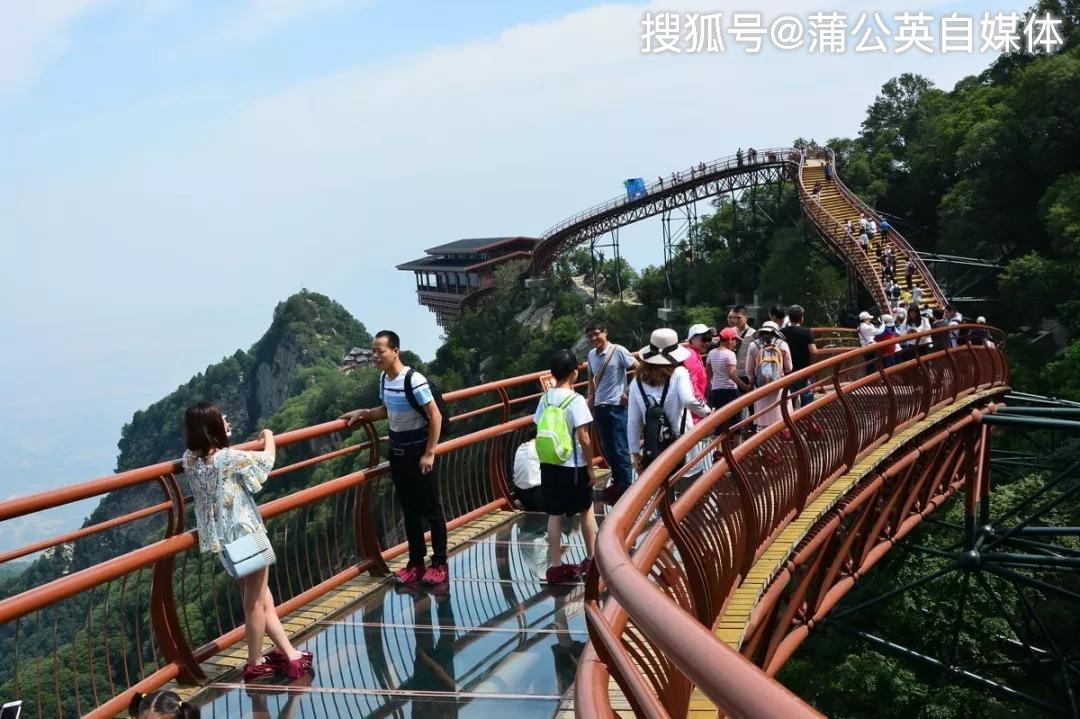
left=182, top=402, right=312, bottom=682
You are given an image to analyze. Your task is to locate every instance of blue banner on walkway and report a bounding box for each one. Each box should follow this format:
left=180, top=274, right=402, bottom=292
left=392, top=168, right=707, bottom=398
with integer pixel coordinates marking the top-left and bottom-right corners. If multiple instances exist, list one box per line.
left=624, top=178, right=646, bottom=200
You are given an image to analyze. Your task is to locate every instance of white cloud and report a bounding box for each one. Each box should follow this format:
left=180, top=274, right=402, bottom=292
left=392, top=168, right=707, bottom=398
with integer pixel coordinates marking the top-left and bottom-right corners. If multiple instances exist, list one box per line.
left=211, top=0, right=373, bottom=44
left=0, top=0, right=114, bottom=98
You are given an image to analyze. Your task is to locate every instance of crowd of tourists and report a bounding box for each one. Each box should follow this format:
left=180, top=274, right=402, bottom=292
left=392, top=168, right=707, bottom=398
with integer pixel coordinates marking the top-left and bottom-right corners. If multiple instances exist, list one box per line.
left=509, top=304, right=823, bottom=584
left=166, top=302, right=997, bottom=693
left=857, top=305, right=991, bottom=368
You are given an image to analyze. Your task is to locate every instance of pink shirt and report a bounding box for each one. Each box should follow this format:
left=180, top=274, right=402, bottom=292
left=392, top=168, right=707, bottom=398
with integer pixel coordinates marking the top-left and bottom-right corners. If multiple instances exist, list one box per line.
left=681, top=342, right=709, bottom=405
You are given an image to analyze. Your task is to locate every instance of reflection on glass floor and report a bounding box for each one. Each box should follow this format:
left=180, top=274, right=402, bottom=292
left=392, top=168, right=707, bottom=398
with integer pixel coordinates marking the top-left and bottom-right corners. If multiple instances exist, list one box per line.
left=193, top=512, right=591, bottom=718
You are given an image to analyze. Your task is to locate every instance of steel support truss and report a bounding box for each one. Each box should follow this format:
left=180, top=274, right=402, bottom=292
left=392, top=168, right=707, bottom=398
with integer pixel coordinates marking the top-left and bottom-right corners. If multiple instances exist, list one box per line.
left=586, top=227, right=624, bottom=303
left=531, top=161, right=794, bottom=273
left=809, top=403, right=1080, bottom=717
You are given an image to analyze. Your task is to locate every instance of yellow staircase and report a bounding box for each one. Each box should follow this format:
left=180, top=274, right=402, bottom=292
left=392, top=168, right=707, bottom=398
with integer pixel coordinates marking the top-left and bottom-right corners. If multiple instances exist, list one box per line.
left=799, top=159, right=944, bottom=314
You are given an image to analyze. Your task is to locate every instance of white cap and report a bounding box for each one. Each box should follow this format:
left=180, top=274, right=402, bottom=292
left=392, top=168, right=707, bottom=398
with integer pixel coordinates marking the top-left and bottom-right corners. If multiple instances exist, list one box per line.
left=977, top=316, right=986, bottom=324
left=881, top=314, right=895, bottom=326
left=758, top=320, right=782, bottom=335
left=685, top=323, right=715, bottom=341
left=858, top=311, right=873, bottom=320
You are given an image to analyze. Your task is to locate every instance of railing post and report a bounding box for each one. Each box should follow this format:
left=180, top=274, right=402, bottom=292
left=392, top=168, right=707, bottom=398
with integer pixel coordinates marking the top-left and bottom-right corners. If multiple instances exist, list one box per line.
left=659, top=476, right=714, bottom=625
left=722, top=433, right=759, bottom=577
left=877, top=356, right=898, bottom=438
left=944, top=343, right=960, bottom=401
left=779, top=387, right=812, bottom=510
left=149, top=474, right=205, bottom=684
left=488, top=428, right=514, bottom=506
left=914, top=352, right=933, bottom=418
left=967, top=342, right=982, bottom=390
left=832, top=364, right=859, bottom=471
left=357, top=480, right=390, bottom=576
left=355, top=421, right=389, bottom=576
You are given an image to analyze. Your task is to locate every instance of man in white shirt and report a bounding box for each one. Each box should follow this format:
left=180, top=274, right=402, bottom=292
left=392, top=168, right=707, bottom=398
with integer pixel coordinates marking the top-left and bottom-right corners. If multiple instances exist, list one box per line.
left=513, top=438, right=542, bottom=511
left=341, top=330, right=447, bottom=586
left=727, top=305, right=757, bottom=390
left=946, top=306, right=963, bottom=347
left=857, top=311, right=878, bottom=347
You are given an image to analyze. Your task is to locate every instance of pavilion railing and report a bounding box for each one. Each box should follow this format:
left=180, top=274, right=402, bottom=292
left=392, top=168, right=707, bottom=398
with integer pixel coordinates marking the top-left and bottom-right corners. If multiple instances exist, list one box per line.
left=576, top=325, right=1009, bottom=719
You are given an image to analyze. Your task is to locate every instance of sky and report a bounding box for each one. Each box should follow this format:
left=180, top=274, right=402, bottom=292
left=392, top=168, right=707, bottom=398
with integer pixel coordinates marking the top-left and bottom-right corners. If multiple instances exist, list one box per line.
left=0, top=0, right=1033, bottom=551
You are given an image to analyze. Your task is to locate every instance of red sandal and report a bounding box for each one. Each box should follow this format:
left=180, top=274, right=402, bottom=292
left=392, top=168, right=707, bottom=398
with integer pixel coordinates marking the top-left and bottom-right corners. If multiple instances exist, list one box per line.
left=242, top=661, right=277, bottom=683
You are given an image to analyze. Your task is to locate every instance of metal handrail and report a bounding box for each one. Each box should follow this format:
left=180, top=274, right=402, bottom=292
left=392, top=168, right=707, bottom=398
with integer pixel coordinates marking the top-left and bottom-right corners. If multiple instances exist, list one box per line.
left=580, top=325, right=1008, bottom=718
left=825, top=147, right=947, bottom=308
left=0, top=364, right=584, bottom=719
left=794, top=151, right=891, bottom=312
left=538, top=147, right=798, bottom=240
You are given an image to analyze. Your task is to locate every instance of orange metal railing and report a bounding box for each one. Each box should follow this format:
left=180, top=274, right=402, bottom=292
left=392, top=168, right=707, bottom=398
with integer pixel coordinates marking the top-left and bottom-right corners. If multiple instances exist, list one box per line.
left=575, top=325, right=1009, bottom=718
left=825, top=148, right=948, bottom=309
left=0, top=367, right=591, bottom=719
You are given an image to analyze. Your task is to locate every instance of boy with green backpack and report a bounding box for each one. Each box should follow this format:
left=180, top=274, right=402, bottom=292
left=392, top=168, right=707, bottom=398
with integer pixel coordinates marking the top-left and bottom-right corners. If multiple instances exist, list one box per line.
left=533, top=349, right=600, bottom=584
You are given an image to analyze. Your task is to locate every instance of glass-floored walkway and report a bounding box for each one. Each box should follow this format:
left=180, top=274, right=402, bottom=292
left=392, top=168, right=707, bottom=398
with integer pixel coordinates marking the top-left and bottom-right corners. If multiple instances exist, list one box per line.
left=191, top=512, right=592, bottom=718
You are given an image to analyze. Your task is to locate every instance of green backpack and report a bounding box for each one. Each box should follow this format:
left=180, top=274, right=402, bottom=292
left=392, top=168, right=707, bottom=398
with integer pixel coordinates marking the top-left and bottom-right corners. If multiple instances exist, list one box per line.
left=535, top=391, right=578, bottom=465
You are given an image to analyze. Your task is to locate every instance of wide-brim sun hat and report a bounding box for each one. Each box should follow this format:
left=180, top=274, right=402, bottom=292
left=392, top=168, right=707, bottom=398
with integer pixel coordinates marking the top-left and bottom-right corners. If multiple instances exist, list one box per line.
left=757, top=320, right=782, bottom=336
left=638, top=328, right=691, bottom=365
left=881, top=314, right=895, bottom=326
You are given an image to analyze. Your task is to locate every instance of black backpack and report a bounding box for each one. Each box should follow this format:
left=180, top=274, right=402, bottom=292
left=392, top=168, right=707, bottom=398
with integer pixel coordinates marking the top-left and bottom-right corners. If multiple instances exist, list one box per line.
left=637, top=377, right=686, bottom=470
left=382, top=369, right=453, bottom=439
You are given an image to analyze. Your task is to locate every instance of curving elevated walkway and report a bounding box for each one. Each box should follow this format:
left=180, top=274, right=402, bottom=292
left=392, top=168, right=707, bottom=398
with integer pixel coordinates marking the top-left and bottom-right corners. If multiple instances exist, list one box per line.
left=528, top=146, right=945, bottom=315
left=799, top=157, right=945, bottom=312
left=0, top=150, right=995, bottom=719
left=577, top=328, right=1008, bottom=718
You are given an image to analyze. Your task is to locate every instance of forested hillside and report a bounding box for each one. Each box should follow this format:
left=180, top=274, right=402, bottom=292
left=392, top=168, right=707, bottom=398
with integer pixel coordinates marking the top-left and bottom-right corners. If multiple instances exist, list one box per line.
left=0, top=291, right=376, bottom=599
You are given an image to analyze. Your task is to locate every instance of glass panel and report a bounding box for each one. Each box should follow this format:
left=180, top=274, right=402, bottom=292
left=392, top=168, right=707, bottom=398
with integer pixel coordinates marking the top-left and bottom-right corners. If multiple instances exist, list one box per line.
left=190, top=512, right=595, bottom=715
left=197, top=687, right=561, bottom=719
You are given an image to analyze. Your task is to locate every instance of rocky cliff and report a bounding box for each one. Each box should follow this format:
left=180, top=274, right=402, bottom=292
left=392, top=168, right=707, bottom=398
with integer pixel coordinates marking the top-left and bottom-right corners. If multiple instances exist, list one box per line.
left=49, top=290, right=373, bottom=575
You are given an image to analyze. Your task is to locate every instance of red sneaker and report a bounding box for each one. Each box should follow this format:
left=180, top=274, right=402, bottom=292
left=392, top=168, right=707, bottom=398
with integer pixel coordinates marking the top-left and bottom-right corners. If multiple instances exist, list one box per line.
left=281, top=653, right=314, bottom=680
left=394, top=562, right=425, bottom=585
left=545, top=564, right=580, bottom=585
left=421, top=563, right=449, bottom=585
left=242, top=661, right=277, bottom=683
left=264, top=649, right=312, bottom=671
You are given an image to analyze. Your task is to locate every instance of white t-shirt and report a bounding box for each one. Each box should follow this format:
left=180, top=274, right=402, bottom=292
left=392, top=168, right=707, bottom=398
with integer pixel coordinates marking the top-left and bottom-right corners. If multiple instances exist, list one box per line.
left=899, top=317, right=932, bottom=345
left=858, top=321, right=878, bottom=347
left=513, top=440, right=541, bottom=490
left=532, top=388, right=593, bottom=468
left=627, top=367, right=709, bottom=452
left=379, top=367, right=435, bottom=446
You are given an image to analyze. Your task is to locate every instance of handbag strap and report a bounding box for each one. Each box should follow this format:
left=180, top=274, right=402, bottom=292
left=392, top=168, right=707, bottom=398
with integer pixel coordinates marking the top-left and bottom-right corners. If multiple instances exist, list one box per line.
left=590, top=345, right=619, bottom=394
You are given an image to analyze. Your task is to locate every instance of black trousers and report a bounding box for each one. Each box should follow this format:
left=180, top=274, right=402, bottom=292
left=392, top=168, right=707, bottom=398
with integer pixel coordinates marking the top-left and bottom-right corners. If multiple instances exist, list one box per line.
left=389, top=443, right=448, bottom=566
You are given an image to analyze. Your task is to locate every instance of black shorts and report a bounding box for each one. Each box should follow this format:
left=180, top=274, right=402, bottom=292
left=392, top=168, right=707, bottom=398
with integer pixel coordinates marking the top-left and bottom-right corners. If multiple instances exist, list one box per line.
left=539, top=464, right=592, bottom=517
left=709, top=388, right=741, bottom=432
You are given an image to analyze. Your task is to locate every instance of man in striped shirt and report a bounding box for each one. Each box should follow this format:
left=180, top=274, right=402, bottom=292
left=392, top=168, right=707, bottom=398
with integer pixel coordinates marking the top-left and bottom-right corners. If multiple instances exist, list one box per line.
left=341, top=330, right=448, bottom=586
